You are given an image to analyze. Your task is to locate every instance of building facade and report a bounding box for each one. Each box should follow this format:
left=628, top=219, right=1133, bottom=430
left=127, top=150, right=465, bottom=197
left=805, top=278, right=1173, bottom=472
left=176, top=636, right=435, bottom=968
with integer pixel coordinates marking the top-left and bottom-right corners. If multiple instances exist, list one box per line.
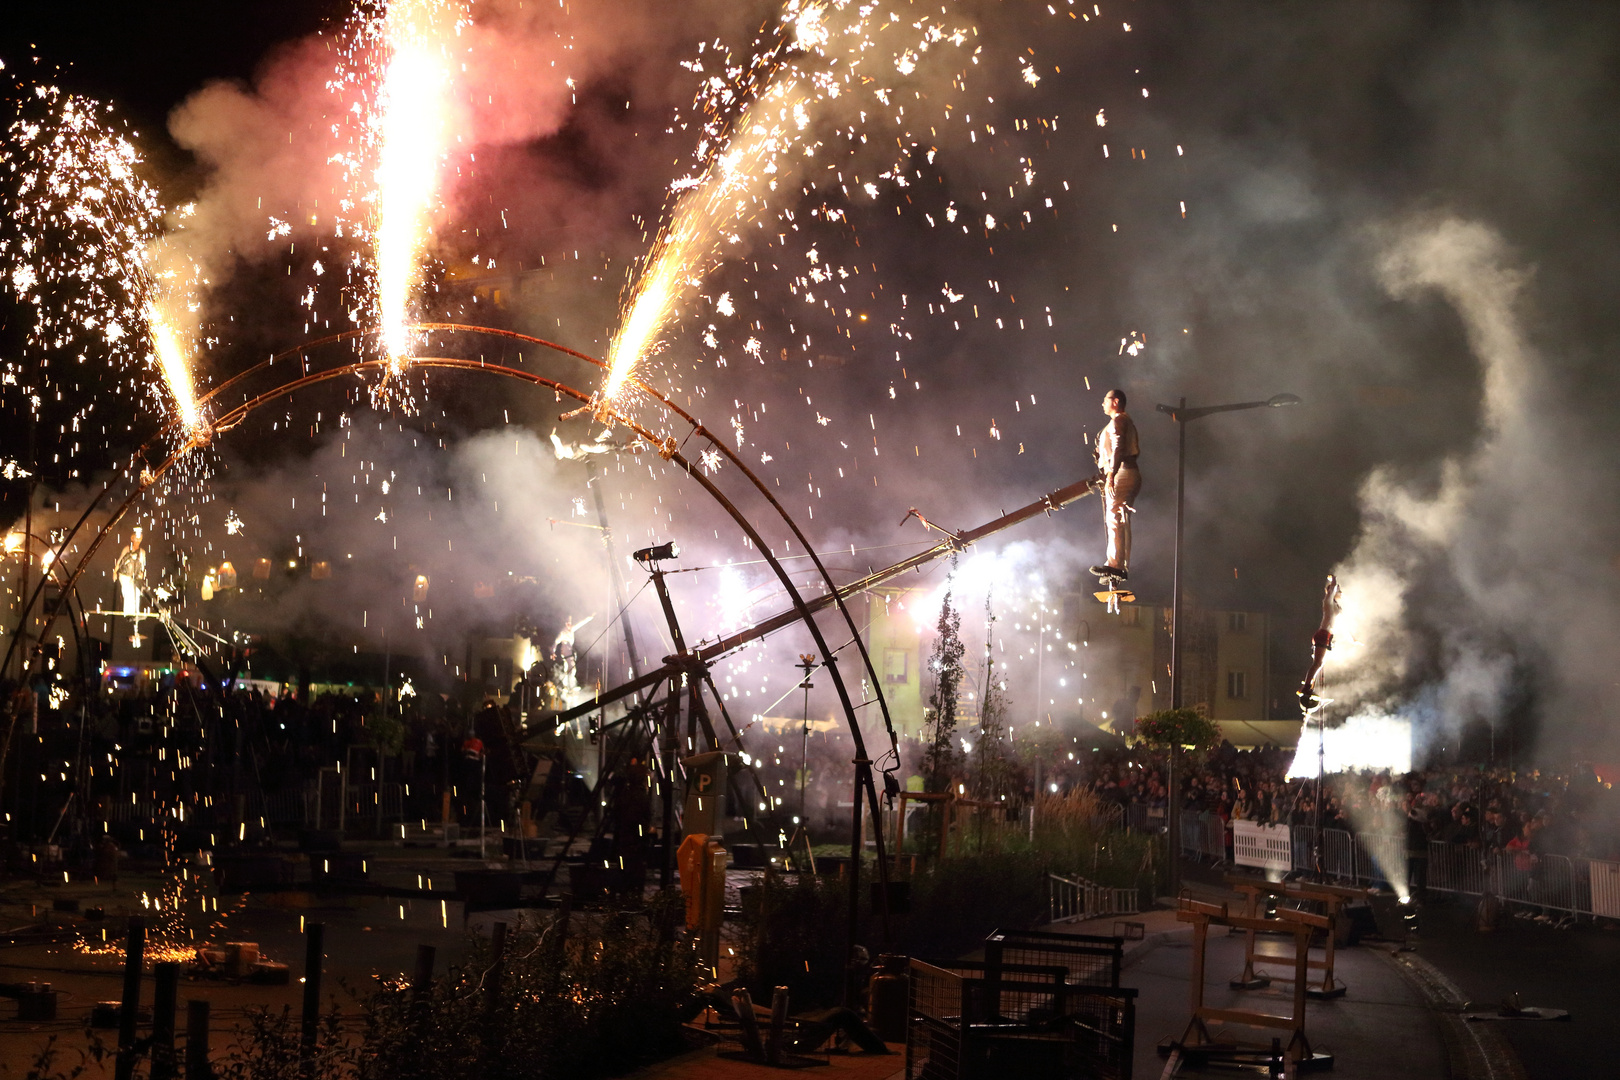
left=864, top=581, right=1297, bottom=749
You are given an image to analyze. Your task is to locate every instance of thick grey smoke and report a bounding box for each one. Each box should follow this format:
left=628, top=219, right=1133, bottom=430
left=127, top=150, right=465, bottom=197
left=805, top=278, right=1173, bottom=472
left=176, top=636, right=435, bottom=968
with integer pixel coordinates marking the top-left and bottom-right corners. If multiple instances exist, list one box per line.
left=1314, top=217, right=1620, bottom=766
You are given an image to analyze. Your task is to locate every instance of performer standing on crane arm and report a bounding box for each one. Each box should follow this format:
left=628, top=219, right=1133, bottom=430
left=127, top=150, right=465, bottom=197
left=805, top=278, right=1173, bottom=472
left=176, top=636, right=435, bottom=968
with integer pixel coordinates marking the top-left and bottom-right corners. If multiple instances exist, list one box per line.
left=1298, top=574, right=1341, bottom=711
left=1090, top=389, right=1140, bottom=581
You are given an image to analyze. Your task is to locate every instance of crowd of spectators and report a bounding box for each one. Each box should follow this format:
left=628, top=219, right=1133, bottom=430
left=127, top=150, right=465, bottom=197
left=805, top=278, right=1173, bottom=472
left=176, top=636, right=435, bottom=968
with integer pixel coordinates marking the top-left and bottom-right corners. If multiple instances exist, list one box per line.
left=1080, top=742, right=1620, bottom=862
left=0, top=672, right=541, bottom=855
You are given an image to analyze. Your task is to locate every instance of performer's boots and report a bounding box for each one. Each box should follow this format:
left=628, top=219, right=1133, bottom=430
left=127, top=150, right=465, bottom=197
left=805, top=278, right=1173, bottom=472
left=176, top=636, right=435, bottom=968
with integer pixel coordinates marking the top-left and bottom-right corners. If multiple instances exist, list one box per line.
left=1297, top=683, right=1318, bottom=712
left=1090, top=564, right=1128, bottom=581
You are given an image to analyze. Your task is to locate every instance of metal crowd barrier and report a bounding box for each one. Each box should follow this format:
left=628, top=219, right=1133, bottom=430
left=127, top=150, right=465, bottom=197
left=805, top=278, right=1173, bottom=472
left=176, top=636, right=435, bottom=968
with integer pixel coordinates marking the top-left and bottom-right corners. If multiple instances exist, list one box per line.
left=1354, top=832, right=1407, bottom=887
left=1132, top=801, right=1620, bottom=921
left=1320, top=829, right=1357, bottom=880
left=907, top=958, right=1137, bottom=1080
left=1123, top=802, right=1160, bottom=834
left=1178, top=812, right=1227, bottom=865
left=261, top=789, right=313, bottom=826
left=1048, top=874, right=1141, bottom=925
left=1178, top=816, right=1197, bottom=859
left=1425, top=841, right=1487, bottom=896
left=1230, top=821, right=1292, bottom=872
left=1426, top=844, right=1594, bottom=917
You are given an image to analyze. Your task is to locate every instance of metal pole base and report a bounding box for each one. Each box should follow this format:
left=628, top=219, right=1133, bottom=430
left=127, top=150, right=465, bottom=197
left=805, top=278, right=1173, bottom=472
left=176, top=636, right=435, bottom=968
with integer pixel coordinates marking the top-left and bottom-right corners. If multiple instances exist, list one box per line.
left=1306, top=983, right=1349, bottom=1000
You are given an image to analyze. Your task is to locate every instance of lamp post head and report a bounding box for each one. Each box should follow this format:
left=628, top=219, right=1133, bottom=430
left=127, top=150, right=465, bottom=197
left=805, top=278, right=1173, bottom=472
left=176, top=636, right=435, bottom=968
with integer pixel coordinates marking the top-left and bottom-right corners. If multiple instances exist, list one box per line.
left=1267, top=393, right=1302, bottom=408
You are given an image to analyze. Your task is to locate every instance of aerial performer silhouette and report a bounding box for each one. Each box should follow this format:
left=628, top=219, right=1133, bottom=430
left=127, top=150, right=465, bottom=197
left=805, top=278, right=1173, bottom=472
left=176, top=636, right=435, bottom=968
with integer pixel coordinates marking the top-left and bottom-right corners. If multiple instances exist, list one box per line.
left=1298, top=575, right=1341, bottom=712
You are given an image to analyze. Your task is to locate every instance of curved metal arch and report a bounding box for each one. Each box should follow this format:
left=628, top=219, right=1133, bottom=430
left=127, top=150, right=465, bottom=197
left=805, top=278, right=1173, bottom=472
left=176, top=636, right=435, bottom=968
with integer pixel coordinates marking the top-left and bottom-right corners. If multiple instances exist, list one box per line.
left=197, top=322, right=605, bottom=410
left=213, top=357, right=895, bottom=810
left=5, top=353, right=902, bottom=951
left=200, top=321, right=900, bottom=769
left=6, top=339, right=901, bottom=940
left=213, top=357, right=900, bottom=937
left=16, top=328, right=899, bottom=760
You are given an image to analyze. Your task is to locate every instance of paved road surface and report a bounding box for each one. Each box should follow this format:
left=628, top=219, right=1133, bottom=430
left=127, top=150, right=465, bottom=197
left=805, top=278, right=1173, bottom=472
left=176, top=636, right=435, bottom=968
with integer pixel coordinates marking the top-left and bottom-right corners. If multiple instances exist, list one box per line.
left=1413, top=897, right=1618, bottom=1080
left=1122, top=923, right=1446, bottom=1079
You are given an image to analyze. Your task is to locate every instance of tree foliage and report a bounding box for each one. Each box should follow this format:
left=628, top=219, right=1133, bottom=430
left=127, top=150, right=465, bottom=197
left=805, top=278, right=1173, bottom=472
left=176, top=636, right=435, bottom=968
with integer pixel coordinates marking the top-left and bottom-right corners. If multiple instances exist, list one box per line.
left=1133, top=707, right=1222, bottom=752
left=972, top=595, right=1016, bottom=802
left=921, top=569, right=966, bottom=793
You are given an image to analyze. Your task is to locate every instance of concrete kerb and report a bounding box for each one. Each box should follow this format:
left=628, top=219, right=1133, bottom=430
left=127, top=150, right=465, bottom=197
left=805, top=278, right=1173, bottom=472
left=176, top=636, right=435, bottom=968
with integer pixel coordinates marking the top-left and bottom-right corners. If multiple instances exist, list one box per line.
left=1381, top=948, right=1529, bottom=1080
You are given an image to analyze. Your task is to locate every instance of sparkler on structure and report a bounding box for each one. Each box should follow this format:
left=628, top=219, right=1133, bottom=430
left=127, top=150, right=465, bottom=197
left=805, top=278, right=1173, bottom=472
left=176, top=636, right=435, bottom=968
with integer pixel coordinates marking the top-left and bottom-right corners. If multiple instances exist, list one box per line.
left=0, top=74, right=215, bottom=449
left=373, top=0, right=461, bottom=373
left=147, top=302, right=208, bottom=443
left=0, top=81, right=174, bottom=445
left=601, top=0, right=974, bottom=410
left=603, top=80, right=812, bottom=406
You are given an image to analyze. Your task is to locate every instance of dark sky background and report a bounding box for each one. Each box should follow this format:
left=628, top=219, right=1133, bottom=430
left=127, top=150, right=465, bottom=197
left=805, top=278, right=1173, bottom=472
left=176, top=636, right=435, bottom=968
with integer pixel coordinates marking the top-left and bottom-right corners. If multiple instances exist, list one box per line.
left=3, top=1, right=1618, bottom=762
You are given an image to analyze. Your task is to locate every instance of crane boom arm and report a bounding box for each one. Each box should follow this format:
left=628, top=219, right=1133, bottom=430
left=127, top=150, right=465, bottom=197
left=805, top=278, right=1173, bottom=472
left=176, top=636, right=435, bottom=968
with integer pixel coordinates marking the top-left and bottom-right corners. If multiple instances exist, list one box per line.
left=553, top=474, right=1099, bottom=722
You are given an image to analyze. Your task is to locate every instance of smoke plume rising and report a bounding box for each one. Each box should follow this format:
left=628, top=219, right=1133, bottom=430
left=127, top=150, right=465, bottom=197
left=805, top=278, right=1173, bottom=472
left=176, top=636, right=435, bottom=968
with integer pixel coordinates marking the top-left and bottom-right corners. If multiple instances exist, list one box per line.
left=1314, top=217, right=1620, bottom=769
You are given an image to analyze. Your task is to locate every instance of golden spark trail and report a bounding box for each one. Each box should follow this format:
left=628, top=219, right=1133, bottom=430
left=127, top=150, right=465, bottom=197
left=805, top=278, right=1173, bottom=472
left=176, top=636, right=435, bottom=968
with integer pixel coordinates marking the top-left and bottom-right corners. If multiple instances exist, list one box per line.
left=374, top=0, right=459, bottom=371
left=604, top=77, right=811, bottom=405
left=147, top=304, right=206, bottom=441
left=602, top=0, right=973, bottom=407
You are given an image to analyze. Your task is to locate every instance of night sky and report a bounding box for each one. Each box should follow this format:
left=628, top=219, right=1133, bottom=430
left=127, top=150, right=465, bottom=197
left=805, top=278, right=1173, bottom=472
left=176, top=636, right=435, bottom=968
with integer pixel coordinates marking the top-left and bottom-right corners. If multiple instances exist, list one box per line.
left=3, top=2, right=1618, bottom=760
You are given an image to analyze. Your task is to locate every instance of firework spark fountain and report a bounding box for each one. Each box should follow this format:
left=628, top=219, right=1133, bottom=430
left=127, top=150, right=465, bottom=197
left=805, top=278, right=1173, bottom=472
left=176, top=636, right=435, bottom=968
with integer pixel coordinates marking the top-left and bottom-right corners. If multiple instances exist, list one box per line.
left=0, top=83, right=176, bottom=447
left=601, top=0, right=974, bottom=409
left=604, top=79, right=813, bottom=406
left=373, top=0, right=464, bottom=372
left=0, top=72, right=215, bottom=451
left=146, top=301, right=208, bottom=442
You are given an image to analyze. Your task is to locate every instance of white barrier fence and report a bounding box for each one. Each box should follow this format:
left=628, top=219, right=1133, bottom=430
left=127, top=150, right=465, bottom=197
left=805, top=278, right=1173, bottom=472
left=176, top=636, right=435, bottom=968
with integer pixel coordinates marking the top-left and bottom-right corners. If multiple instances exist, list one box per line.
left=1232, top=821, right=1292, bottom=872
left=1135, top=804, right=1620, bottom=920
left=1590, top=860, right=1620, bottom=919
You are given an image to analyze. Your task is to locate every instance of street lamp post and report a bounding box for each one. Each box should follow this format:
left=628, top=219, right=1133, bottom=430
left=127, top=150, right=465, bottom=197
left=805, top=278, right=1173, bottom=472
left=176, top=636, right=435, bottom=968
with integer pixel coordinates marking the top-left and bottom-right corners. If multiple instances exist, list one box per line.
left=1153, top=392, right=1299, bottom=899
left=796, top=653, right=816, bottom=824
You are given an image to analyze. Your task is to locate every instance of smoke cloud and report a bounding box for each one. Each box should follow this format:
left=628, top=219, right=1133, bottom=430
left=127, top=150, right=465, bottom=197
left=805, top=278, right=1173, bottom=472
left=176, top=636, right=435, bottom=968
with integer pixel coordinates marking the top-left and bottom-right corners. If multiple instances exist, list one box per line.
left=1314, top=217, right=1620, bottom=768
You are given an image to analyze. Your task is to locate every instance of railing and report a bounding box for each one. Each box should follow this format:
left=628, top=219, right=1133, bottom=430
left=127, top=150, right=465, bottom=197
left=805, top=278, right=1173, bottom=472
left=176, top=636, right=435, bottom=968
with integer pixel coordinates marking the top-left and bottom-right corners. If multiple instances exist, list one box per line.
left=1231, top=813, right=1620, bottom=921
left=261, top=789, right=313, bottom=827
left=1426, top=844, right=1596, bottom=918
left=1590, top=860, right=1620, bottom=919
left=1048, top=873, right=1141, bottom=925
left=1231, top=821, right=1291, bottom=872
left=1321, top=828, right=1358, bottom=880
left=1355, top=832, right=1408, bottom=886
left=908, top=958, right=1137, bottom=1080
left=1123, top=802, right=1160, bottom=834
left=1178, top=811, right=1227, bottom=865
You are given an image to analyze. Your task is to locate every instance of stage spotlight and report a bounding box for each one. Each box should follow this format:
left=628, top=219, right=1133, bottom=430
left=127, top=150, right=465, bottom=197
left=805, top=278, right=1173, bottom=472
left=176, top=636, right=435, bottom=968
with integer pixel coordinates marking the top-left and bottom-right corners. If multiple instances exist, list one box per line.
left=634, top=541, right=679, bottom=563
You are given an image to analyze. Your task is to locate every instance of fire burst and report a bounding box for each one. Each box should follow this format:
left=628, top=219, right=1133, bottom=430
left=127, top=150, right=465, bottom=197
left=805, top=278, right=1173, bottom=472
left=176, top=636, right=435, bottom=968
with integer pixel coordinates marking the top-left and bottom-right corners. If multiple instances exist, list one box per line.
left=0, top=73, right=213, bottom=449
left=147, top=302, right=207, bottom=442
left=605, top=78, right=814, bottom=405
left=373, top=0, right=463, bottom=373
left=602, top=0, right=973, bottom=408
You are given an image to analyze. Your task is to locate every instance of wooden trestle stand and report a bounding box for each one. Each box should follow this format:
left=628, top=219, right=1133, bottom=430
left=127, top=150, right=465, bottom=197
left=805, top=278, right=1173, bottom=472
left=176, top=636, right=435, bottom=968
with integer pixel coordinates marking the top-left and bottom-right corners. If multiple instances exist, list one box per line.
left=1159, top=899, right=1335, bottom=1076
left=1227, top=876, right=1360, bottom=999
